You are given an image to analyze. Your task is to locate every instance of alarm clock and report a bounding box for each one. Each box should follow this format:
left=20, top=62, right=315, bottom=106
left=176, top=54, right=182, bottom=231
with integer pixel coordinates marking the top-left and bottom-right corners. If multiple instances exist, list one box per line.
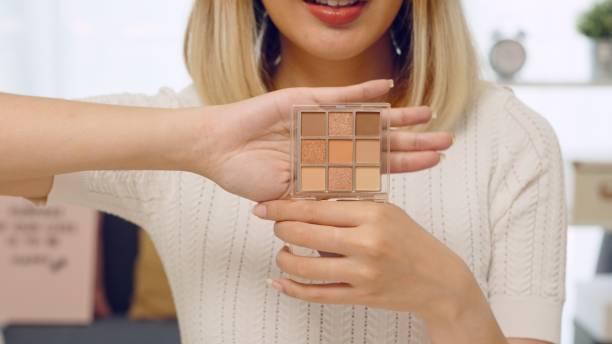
left=489, top=31, right=527, bottom=82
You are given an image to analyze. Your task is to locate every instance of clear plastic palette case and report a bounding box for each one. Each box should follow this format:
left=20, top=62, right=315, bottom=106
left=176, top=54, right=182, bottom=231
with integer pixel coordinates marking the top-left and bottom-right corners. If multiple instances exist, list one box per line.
left=290, top=104, right=391, bottom=202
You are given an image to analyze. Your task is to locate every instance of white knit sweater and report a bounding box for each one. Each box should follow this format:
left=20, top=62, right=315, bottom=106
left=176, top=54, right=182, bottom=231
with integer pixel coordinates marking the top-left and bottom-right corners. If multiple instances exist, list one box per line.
left=47, top=83, right=567, bottom=344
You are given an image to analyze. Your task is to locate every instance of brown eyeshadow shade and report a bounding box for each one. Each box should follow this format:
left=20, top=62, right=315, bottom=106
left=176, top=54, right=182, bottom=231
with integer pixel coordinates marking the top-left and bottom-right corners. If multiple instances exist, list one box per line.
left=301, top=112, right=326, bottom=136
left=328, top=167, right=353, bottom=191
left=328, top=140, right=353, bottom=164
left=356, top=140, right=380, bottom=164
left=355, top=167, right=380, bottom=191
left=356, top=112, right=380, bottom=136
left=301, top=167, right=326, bottom=191
left=328, top=112, right=353, bottom=136
left=301, top=140, right=326, bottom=164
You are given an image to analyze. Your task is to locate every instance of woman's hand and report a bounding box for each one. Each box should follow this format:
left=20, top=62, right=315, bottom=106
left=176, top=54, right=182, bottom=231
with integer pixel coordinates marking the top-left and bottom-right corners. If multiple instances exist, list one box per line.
left=192, top=79, right=453, bottom=202
left=252, top=200, right=472, bottom=314
left=252, top=200, right=508, bottom=343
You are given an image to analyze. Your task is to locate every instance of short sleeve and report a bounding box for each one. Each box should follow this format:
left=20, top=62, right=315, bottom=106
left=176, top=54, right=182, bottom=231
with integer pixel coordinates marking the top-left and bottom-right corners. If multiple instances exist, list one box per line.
left=487, top=94, right=567, bottom=344
left=44, top=87, right=196, bottom=230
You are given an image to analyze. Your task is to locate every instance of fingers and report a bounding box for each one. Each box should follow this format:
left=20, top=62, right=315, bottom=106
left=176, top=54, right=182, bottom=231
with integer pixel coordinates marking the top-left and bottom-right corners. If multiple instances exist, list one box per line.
left=308, top=84, right=433, bottom=128
left=269, top=277, right=358, bottom=305
left=389, top=131, right=453, bottom=152
left=384, top=106, right=432, bottom=127
left=308, top=79, right=393, bottom=104
left=276, top=245, right=357, bottom=283
left=274, top=221, right=356, bottom=256
left=253, top=200, right=375, bottom=226
left=389, top=151, right=442, bottom=174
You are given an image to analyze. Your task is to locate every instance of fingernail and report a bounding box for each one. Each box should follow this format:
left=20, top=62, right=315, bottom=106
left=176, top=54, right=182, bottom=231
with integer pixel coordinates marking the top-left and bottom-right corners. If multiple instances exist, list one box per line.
left=388, top=79, right=395, bottom=88
left=252, top=204, right=267, bottom=218
left=432, top=111, right=438, bottom=119
left=266, top=278, right=284, bottom=293
left=439, top=152, right=446, bottom=161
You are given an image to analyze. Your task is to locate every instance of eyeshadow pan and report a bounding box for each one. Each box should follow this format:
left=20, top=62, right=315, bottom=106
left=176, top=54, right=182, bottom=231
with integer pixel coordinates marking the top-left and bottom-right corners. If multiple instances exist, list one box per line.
left=328, top=112, right=353, bottom=136
left=301, top=140, right=326, bottom=164
left=328, top=140, right=353, bottom=165
left=328, top=167, right=353, bottom=191
left=291, top=104, right=390, bottom=202
left=355, top=167, right=380, bottom=191
left=301, top=112, right=326, bottom=136
left=356, top=112, right=380, bottom=136
left=356, top=140, right=380, bottom=164
left=301, top=167, right=326, bottom=191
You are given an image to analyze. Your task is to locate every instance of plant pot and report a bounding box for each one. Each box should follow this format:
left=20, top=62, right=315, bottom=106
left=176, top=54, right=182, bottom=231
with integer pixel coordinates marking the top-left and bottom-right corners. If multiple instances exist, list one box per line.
left=592, top=39, right=612, bottom=82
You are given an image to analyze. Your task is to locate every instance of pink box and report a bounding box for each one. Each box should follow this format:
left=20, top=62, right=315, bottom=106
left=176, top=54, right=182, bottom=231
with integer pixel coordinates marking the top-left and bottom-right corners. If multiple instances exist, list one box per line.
left=0, top=196, right=98, bottom=325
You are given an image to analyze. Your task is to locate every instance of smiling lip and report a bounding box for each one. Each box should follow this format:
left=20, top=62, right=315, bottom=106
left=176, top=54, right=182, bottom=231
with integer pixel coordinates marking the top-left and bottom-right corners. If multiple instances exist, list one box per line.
left=304, top=1, right=366, bottom=27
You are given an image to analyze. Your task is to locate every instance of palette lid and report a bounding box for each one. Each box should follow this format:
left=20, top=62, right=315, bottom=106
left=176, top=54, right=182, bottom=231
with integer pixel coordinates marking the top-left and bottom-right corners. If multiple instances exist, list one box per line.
left=292, top=103, right=391, bottom=111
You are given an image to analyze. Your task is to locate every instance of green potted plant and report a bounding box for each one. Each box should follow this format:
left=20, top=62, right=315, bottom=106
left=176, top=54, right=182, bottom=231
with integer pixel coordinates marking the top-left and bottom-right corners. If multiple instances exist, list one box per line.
left=578, top=0, right=612, bottom=81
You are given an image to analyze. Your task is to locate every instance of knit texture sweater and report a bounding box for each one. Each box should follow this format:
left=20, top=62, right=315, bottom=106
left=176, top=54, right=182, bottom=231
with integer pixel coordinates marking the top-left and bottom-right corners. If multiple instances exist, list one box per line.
left=47, top=83, right=567, bottom=344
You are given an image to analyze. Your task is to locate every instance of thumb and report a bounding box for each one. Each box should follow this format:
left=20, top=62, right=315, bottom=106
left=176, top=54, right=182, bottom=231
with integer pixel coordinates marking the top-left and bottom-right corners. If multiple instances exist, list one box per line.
left=307, top=79, right=394, bottom=104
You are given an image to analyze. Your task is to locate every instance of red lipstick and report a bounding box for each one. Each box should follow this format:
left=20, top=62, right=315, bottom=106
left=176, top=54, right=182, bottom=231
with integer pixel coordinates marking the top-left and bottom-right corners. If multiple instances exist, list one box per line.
left=304, top=1, right=366, bottom=27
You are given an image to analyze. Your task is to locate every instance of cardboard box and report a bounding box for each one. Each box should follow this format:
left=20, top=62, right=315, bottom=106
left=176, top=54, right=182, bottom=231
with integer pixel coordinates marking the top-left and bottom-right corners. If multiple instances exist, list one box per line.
left=0, top=197, right=98, bottom=325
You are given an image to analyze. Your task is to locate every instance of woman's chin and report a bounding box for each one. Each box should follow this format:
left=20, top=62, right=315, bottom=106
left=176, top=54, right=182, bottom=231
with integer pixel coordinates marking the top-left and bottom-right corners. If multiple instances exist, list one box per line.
left=295, top=39, right=373, bottom=61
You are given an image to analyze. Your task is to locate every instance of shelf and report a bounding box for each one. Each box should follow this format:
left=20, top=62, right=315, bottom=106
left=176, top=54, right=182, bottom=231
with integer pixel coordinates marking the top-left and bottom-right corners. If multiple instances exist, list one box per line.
left=500, top=81, right=612, bottom=88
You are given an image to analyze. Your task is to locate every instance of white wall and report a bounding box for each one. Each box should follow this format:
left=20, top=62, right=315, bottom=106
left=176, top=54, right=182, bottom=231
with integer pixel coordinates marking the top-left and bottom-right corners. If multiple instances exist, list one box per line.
left=464, top=0, right=597, bottom=82
left=0, top=0, right=192, bottom=98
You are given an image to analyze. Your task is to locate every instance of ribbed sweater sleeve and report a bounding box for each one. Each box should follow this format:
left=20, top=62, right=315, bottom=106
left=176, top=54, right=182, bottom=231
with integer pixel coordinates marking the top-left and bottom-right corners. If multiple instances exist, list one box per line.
left=487, top=93, right=567, bottom=344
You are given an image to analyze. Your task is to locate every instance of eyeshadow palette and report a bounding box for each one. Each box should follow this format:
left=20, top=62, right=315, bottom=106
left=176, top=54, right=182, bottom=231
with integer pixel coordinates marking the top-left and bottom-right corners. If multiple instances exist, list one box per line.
left=290, top=104, right=391, bottom=202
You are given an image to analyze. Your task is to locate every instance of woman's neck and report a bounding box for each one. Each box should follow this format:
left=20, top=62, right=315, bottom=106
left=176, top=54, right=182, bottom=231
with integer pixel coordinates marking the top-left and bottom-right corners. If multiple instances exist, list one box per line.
left=273, top=33, right=395, bottom=90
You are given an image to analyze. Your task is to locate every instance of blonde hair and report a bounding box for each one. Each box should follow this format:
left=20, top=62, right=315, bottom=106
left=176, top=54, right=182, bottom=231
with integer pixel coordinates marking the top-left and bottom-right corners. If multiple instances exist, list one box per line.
left=184, top=0, right=480, bottom=130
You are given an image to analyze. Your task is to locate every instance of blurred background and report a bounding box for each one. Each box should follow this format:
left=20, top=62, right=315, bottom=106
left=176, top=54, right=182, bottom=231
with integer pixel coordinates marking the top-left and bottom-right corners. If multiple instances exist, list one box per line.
left=0, top=1, right=611, bottom=343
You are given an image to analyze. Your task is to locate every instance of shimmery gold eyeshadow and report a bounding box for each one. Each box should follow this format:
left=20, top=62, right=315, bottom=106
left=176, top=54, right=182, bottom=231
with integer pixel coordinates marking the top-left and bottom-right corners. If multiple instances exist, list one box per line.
left=356, top=112, right=380, bottom=136
left=355, top=167, right=380, bottom=191
left=329, top=167, right=353, bottom=191
left=356, top=140, right=380, bottom=164
left=328, top=112, right=353, bottom=136
left=301, top=140, right=326, bottom=164
left=301, top=167, right=326, bottom=191
left=328, top=140, right=353, bottom=164
left=301, top=112, right=326, bottom=136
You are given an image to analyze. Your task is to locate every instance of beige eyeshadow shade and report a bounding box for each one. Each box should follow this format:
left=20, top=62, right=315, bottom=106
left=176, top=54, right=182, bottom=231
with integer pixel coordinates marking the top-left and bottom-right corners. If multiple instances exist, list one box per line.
left=355, top=167, right=380, bottom=191
left=356, top=112, right=380, bottom=136
left=301, top=112, right=326, bottom=136
left=328, top=167, right=352, bottom=191
left=328, top=112, right=353, bottom=136
left=328, top=140, right=353, bottom=164
left=301, top=167, right=326, bottom=191
left=356, top=140, right=380, bottom=164
left=301, top=140, right=326, bottom=164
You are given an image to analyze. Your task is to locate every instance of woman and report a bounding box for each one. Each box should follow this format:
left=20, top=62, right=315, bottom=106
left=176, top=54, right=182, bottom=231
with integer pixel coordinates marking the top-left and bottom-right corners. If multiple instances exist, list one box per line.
left=0, top=0, right=566, bottom=343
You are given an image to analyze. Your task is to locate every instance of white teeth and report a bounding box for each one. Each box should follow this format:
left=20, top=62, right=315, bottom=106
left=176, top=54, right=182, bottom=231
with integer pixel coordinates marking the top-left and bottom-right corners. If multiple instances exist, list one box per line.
left=313, top=0, right=359, bottom=7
